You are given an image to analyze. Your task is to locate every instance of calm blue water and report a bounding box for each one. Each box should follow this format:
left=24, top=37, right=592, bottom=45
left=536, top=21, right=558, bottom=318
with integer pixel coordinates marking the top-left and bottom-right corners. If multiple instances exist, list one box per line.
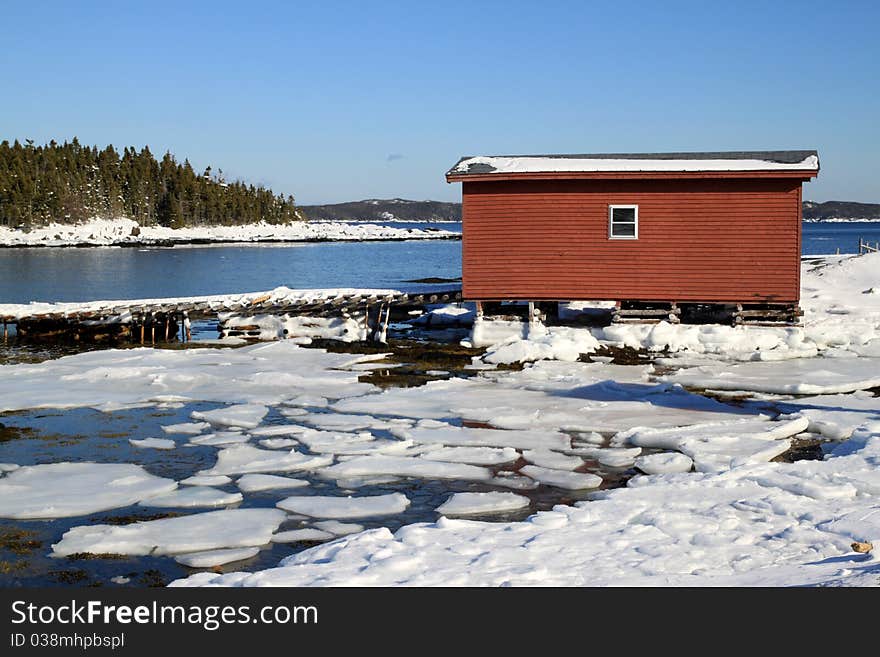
left=802, top=221, right=880, bottom=255
left=0, top=232, right=462, bottom=304
left=1, top=221, right=877, bottom=304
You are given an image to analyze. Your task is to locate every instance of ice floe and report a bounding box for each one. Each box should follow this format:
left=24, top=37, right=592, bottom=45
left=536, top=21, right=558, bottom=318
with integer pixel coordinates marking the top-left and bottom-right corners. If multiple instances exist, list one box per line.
left=129, top=437, right=176, bottom=450
left=138, top=487, right=243, bottom=508
left=188, top=432, right=251, bottom=446
left=319, top=455, right=492, bottom=481
left=519, top=465, right=602, bottom=490
left=191, top=404, right=269, bottom=429
left=270, top=529, right=335, bottom=543
left=236, top=474, right=310, bottom=493
left=0, top=463, right=177, bottom=519
left=634, top=453, right=694, bottom=475
left=616, top=417, right=808, bottom=473
left=662, top=358, right=880, bottom=395
left=436, top=492, right=531, bottom=516
left=52, top=508, right=286, bottom=556
left=313, top=520, right=365, bottom=535
left=180, top=474, right=233, bottom=487
left=162, top=422, right=210, bottom=435
left=522, top=449, right=584, bottom=471
left=276, top=493, right=411, bottom=519
left=201, top=445, right=334, bottom=476
left=0, top=341, right=378, bottom=414
left=417, top=446, right=519, bottom=465
left=174, top=547, right=260, bottom=568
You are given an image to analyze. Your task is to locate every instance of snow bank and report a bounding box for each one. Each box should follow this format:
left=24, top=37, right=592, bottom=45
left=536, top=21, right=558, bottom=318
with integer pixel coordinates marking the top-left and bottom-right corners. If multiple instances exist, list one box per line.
left=468, top=254, right=880, bottom=366
left=172, top=428, right=880, bottom=587
left=0, top=463, right=177, bottom=519
left=0, top=216, right=459, bottom=247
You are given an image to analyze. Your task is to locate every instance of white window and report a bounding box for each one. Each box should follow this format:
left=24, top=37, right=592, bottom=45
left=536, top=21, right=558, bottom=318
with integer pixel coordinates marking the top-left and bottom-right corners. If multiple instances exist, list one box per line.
left=609, top=205, right=638, bottom=239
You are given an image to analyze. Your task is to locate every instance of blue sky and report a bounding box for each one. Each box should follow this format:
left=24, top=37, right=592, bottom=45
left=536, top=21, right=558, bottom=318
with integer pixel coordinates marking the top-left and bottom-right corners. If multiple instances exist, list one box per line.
left=1, top=1, right=877, bottom=204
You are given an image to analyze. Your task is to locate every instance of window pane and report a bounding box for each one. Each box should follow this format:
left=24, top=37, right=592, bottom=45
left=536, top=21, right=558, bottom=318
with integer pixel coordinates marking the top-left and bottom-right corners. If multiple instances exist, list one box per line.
left=612, top=207, right=635, bottom=223
left=611, top=222, right=636, bottom=237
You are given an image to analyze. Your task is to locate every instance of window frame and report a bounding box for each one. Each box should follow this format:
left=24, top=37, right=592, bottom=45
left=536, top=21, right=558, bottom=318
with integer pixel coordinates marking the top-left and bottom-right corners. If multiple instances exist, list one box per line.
left=608, top=204, right=639, bottom=240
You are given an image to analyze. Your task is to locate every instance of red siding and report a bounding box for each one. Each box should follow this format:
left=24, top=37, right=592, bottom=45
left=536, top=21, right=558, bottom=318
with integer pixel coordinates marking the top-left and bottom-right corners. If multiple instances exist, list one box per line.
left=461, top=178, right=804, bottom=303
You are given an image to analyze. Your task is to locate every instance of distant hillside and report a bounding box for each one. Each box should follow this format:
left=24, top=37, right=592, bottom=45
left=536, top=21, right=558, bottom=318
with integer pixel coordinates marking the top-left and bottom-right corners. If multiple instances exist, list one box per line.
left=803, top=200, right=880, bottom=222
left=302, top=198, right=879, bottom=223
left=300, top=198, right=461, bottom=222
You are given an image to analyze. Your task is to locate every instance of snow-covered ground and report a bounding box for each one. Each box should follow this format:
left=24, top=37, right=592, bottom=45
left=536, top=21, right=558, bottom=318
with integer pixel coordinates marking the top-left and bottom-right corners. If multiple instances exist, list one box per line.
left=0, top=252, right=879, bottom=587
left=0, top=217, right=460, bottom=247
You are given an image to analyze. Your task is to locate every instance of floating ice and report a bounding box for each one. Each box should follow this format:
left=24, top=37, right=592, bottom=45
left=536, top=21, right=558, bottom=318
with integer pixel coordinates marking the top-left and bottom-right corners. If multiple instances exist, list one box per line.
left=570, top=447, right=642, bottom=468
left=277, top=493, right=410, bottom=519
left=617, top=417, right=808, bottom=473
left=634, top=453, right=694, bottom=475
left=174, top=547, right=260, bottom=568
left=313, top=520, right=365, bottom=536
left=418, top=446, right=519, bottom=465
left=188, top=432, right=250, bottom=446
left=201, top=445, right=334, bottom=476
left=270, top=529, right=335, bottom=543
left=236, top=474, right=310, bottom=493
left=249, top=425, right=309, bottom=437
left=777, top=391, right=880, bottom=440
left=0, top=342, right=378, bottom=415
left=319, top=455, right=492, bottom=481
left=192, top=404, right=269, bottom=429
left=258, top=438, right=300, bottom=449
left=520, top=465, right=602, bottom=490
left=180, top=474, right=232, bottom=487
left=490, top=473, right=540, bottom=490
left=138, top=487, right=243, bottom=508
left=129, top=437, right=176, bottom=450
left=52, top=508, right=286, bottom=556
left=522, top=449, right=584, bottom=471
left=162, top=422, right=210, bottom=435
left=436, top=492, right=531, bottom=516
left=299, top=412, right=404, bottom=432
left=296, top=429, right=412, bottom=455
left=662, top=358, right=880, bottom=395
left=406, top=423, right=571, bottom=451
left=0, top=463, right=177, bottom=519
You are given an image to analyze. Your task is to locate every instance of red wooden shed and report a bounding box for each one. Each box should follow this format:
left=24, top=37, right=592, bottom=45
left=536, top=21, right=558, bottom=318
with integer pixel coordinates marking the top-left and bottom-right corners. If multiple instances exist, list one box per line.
left=446, top=150, right=819, bottom=323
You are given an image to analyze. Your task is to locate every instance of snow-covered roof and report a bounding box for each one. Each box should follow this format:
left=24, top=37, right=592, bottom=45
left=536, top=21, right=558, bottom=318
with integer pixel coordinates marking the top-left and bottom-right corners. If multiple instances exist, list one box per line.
left=447, top=150, right=819, bottom=178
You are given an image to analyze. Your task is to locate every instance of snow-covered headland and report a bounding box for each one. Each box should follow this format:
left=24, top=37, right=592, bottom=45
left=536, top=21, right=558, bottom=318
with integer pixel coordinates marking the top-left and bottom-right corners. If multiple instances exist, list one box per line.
left=0, top=253, right=879, bottom=587
left=0, top=217, right=460, bottom=247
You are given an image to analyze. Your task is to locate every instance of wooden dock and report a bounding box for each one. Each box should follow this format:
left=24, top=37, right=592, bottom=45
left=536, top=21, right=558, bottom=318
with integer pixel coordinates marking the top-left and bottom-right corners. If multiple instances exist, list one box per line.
left=0, top=286, right=462, bottom=344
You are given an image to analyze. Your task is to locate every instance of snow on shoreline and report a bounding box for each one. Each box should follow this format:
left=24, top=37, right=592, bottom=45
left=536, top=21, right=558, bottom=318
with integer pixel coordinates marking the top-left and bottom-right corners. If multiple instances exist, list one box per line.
left=0, top=217, right=460, bottom=248
left=1, top=253, right=879, bottom=587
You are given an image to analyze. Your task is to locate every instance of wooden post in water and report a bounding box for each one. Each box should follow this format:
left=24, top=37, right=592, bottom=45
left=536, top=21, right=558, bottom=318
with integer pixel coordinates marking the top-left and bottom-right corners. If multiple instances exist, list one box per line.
left=139, top=315, right=145, bottom=345
left=150, top=313, right=156, bottom=344
left=185, top=312, right=191, bottom=342
left=164, top=316, right=170, bottom=342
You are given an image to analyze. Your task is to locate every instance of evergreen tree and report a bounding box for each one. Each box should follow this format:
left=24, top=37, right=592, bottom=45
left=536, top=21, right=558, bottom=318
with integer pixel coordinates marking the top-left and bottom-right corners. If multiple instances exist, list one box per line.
left=0, top=138, right=301, bottom=228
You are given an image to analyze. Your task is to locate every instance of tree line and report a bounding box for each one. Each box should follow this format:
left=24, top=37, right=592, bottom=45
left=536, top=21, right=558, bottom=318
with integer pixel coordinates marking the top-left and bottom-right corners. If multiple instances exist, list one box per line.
left=0, top=138, right=302, bottom=229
